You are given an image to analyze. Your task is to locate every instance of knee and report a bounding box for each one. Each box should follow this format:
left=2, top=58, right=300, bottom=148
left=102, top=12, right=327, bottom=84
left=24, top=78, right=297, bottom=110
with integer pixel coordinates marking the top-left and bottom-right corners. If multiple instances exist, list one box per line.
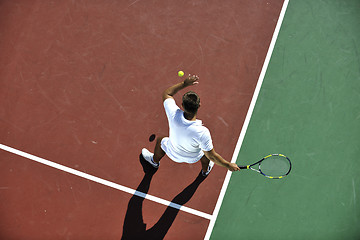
left=156, top=137, right=164, bottom=146
left=156, top=136, right=165, bottom=145
left=200, top=155, right=210, bottom=164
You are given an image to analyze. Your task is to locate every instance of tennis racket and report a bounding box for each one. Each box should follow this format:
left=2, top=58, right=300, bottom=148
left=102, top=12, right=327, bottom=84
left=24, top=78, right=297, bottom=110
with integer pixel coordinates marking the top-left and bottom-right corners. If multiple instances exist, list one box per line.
left=238, top=154, right=291, bottom=179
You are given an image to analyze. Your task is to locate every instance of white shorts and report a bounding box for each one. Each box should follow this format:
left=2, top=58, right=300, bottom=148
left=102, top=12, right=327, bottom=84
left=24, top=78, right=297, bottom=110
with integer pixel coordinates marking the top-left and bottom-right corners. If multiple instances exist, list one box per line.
left=161, top=137, right=204, bottom=164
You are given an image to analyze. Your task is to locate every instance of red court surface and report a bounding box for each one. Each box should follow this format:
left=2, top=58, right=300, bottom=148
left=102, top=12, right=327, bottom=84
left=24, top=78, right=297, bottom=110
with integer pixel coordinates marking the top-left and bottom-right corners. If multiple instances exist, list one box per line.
left=0, top=1, right=283, bottom=239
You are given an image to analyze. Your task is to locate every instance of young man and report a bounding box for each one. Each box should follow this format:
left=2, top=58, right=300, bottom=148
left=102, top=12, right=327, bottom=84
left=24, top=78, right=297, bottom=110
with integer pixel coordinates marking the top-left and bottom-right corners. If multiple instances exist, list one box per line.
left=142, top=74, right=240, bottom=176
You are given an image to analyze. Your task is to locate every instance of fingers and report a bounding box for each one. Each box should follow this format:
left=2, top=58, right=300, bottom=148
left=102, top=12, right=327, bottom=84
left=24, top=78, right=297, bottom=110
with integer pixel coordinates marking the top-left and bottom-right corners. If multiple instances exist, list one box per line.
left=188, top=74, right=199, bottom=81
left=229, top=163, right=240, bottom=172
left=188, top=74, right=199, bottom=78
left=184, top=74, right=199, bottom=86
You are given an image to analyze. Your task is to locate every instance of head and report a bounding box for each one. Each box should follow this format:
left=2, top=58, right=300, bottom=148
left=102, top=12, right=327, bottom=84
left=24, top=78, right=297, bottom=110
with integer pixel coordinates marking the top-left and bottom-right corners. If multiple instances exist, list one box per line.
left=182, top=91, right=200, bottom=115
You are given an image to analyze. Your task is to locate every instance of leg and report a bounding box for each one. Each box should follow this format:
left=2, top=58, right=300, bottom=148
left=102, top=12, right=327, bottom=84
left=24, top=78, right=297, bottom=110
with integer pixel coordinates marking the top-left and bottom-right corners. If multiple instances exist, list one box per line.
left=153, top=136, right=166, bottom=163
left=122, top=171, right=155, bottom=239
left=200, top=155, right=210, bottom=172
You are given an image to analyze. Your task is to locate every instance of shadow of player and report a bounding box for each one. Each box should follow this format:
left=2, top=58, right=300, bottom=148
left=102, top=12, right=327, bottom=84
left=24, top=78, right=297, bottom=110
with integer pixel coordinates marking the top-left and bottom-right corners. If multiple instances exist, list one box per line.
left=121, top=154, right=207, bottom=240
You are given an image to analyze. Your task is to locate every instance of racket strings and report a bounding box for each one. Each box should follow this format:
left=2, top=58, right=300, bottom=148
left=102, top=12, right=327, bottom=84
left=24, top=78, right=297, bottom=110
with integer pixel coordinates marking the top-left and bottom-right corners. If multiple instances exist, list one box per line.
left=259, top=155, right=291, bottom=177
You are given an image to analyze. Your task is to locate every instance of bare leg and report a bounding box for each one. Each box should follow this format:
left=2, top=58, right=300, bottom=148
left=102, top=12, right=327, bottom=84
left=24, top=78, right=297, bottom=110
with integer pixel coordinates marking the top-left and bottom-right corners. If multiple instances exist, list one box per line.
left=153, top=136, right=166, bottom=163
left=200, top=155, right=210, bottom=172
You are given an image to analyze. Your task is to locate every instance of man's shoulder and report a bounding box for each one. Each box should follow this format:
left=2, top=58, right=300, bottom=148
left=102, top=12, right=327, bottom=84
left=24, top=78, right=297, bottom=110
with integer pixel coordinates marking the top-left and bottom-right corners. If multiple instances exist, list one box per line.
left=163, top=97, right=174, bottom=102
left=163, top=97, right=180, bottom=111
left=163, top=97, right=177, bottom=106
left=163, top=97, right=177, bottom=105
left=190, top=122, right=210, bottom=135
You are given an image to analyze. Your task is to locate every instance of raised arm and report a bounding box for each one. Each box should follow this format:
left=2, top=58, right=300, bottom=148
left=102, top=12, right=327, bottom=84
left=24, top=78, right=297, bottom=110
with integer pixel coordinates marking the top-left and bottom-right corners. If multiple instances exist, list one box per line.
left=162, top=74, right=199, bottom=101
left=204, top=149, right=240, bottom=172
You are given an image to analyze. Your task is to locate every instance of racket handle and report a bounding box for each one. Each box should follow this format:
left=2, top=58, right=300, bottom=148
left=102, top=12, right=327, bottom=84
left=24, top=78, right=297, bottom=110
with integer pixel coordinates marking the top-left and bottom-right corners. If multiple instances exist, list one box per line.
left=238, top=165, right=249, bottom=169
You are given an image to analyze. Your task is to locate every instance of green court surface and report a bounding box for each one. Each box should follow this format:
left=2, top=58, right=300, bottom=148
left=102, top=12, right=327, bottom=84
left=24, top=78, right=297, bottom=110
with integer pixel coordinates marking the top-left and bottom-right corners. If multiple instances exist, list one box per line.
left=211, top=0, right=360, bottom=239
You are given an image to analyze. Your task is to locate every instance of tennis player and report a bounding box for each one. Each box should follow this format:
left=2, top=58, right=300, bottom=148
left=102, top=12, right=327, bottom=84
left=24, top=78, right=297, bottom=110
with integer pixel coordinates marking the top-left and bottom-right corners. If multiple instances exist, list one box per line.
left=142, top=74, right=240, bottom=176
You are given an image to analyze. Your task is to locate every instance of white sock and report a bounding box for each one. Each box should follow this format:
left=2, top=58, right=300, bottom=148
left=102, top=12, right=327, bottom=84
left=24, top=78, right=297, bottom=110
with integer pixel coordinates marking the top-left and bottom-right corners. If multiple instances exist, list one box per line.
left=151, top=156, right=159, bottom=165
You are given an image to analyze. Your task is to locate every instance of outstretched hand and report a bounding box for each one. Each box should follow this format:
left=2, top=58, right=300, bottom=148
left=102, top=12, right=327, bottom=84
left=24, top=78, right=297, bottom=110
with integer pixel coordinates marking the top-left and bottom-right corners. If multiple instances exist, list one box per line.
left=184, top=74, right=199, bottom=87
left=228, top=163, right=240, bottom=172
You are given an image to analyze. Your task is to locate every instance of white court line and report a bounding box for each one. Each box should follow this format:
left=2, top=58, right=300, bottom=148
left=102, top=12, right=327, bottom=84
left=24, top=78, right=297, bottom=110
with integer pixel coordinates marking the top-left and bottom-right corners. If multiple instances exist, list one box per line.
left=204, top=0, right=290, bottom=239
left=0, top=143, right=212, bottom=220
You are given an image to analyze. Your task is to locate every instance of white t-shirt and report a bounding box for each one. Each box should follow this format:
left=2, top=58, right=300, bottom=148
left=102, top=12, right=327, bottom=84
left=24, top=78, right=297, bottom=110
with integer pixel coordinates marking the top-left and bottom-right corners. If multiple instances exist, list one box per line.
left=161, top=98, right=213, bottom=163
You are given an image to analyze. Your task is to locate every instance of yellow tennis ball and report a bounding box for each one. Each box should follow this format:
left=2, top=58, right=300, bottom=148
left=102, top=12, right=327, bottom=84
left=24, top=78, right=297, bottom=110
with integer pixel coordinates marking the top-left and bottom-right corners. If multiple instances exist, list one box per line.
left=178, top=71, right=184, bottom=77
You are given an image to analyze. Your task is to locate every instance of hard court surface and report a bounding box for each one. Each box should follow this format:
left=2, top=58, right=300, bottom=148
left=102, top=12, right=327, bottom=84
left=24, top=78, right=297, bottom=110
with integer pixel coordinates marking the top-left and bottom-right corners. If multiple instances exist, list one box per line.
left=0, top=1, right=284, bottom=239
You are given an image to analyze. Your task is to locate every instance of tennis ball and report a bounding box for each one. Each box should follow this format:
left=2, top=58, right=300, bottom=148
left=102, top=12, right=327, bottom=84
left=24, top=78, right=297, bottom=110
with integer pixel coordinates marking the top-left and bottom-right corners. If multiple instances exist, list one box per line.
left=178, top=71, right=184, bottom=77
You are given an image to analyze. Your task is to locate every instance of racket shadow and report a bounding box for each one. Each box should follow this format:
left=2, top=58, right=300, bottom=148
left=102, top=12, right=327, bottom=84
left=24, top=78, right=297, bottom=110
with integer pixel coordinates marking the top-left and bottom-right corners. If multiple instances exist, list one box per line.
left=121, top=154, right=207, bottom=240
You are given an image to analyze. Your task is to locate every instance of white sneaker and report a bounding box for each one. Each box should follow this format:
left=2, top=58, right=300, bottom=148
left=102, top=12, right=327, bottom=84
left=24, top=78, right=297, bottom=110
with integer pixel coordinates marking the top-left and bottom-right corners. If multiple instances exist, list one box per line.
left=141, top=148, right=159, bottom=168
left=201, top=161, right=214, bottom=176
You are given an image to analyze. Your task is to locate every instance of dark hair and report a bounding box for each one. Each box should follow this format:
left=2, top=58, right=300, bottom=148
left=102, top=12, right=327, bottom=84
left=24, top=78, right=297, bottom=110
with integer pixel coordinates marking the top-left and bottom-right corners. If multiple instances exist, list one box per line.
left=182, top=91, right=200, bottom=114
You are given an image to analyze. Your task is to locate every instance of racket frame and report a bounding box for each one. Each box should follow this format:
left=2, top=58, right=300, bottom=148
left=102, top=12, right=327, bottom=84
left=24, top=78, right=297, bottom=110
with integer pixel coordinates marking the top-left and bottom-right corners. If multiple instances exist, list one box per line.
left=238, top=154, right=291, bottom=179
